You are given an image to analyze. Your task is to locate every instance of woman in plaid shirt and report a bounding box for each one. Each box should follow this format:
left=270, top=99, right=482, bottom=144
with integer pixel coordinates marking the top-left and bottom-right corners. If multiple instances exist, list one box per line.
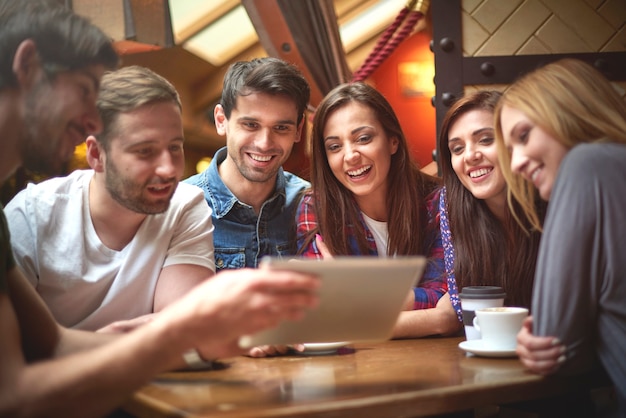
left=296, top=82, right=460, bottom=339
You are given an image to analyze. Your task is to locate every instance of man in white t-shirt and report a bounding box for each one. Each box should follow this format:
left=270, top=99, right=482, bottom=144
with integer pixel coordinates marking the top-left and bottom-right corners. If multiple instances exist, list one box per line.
left=5, top=65, right=216, bottom=331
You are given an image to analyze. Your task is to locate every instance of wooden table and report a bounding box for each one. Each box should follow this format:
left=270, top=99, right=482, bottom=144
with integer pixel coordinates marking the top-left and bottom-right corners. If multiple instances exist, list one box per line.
left=122, top=337, right=594, bottom=417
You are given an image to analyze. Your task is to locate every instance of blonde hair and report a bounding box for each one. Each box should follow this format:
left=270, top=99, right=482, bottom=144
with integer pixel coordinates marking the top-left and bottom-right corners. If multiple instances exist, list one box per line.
left=495, top=58, right=626, bottom=231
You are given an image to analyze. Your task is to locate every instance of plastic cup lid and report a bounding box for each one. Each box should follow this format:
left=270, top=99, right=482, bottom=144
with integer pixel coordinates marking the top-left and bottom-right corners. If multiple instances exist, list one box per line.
left=458, top=286, right=506, bottom=299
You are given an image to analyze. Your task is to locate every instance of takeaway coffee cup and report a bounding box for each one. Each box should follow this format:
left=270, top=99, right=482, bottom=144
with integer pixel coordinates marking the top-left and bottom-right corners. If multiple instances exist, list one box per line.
left=473, top=307, right=529, bottom=350
left=458, top=286, right=506, bottom=341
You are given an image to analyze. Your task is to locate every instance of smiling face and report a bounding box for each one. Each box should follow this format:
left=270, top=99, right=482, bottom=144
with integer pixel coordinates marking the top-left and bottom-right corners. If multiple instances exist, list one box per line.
left=500, top=105, right=568, bottom=201
left=323, top=102, right=398, bottom=216
left=21, top=65, right=105, bottom=174
left=448, top=109, right=506, bottom=214
left=216, top=92, right=302, bottom=187
left=100, top=101, right=185, bottom=214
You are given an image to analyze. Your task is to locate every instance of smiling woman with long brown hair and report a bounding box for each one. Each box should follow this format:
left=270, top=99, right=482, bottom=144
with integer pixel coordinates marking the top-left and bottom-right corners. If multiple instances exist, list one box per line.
left=436, top=90, right=545, bottom=325
left=296, top=82, right=459, bottom=339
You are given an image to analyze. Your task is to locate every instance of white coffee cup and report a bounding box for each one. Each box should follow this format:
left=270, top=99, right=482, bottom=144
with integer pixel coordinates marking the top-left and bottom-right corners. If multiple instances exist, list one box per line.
left=459, top=286, right=506, bottom=341
left=472, top=307, right=528, bottom=350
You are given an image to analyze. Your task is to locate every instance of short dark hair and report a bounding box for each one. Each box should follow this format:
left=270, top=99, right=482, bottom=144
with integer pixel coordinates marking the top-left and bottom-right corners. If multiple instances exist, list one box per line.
left=0, top=0, right=119, bottom=89
left=220, top=57, right=310, bottom=126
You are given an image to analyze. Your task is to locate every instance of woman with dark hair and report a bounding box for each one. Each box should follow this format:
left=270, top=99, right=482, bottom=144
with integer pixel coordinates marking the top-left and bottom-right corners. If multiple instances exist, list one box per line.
left=297, top=82, right=459, bottom=339
left=437, top=90, right=545, bottom=324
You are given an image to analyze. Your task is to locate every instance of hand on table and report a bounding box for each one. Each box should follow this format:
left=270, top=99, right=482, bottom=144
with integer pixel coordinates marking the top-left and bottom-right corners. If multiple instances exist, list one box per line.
left=247, top=344, right=305, bottom=358
left=516, top=316, right=566, bottom=375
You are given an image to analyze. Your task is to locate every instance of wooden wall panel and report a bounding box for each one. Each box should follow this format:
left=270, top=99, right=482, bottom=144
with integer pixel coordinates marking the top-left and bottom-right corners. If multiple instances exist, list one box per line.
left=463, top=0, right=624, bottom=56
left=432, top=0, right=626, bottom=151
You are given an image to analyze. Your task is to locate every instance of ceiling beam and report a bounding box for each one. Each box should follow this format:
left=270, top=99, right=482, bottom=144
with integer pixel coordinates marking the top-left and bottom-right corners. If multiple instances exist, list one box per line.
left=241, top=0, right=326, bottom=106
left=173, top=0, right=240, bottom=43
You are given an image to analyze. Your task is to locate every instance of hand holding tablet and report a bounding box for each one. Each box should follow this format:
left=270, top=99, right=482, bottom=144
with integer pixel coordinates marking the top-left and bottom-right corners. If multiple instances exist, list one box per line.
left=239, top=256, right=426, bottom=349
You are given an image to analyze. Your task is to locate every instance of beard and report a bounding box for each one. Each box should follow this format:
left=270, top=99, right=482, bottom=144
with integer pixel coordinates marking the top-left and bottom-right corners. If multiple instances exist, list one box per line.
left=228, top=146, right=285, bottom=184
left=19, top=81, right=67, bottom=175
left=20, top=131, right=63, bottom=175
left=104, top=157, right=175, bottom=215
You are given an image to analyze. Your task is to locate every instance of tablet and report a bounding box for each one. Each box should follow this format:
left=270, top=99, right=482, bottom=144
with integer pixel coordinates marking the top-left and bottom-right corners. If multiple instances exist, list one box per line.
left=238, top=256, right=426, bottom=349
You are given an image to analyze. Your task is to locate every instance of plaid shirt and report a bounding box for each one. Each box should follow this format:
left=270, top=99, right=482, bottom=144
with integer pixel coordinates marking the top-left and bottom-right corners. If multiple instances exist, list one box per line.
left=296, top=192, right=446, bottom=309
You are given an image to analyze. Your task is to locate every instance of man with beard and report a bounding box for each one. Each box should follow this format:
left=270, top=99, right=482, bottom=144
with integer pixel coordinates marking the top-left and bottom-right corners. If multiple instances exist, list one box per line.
left=0, top=3, right=319, bottom=415
left=5, top=65, right=216, bottom=331
left=185, top=57, right=311, bottom=271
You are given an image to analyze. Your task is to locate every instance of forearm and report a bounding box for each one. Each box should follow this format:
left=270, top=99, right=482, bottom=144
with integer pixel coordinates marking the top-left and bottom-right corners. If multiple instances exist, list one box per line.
left=53, top=327, right=119, bottom=357
left=392, top=306, right=461, bottom=339
left=2, top=266, right=320, bottom=417
left=7, top=317, right=188, bottom=418
left=1, top=279, right=192, bottom=418
left=153, top=264, right=213, bottom=312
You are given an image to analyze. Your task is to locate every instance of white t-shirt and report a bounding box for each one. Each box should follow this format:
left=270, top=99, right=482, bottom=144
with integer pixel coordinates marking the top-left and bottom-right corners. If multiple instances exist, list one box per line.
left=361, top=212, right=389, bottom=257
left=5, top=170, right=215, bottom=330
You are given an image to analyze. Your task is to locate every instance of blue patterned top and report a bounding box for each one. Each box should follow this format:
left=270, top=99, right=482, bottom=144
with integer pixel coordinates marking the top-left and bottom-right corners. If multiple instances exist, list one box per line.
left=437, top=187, right=462, bottom=322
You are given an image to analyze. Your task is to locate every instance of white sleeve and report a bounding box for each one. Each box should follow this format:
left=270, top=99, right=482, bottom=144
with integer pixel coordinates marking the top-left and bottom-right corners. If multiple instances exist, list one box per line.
left=163, top=185, right=216, bottom=273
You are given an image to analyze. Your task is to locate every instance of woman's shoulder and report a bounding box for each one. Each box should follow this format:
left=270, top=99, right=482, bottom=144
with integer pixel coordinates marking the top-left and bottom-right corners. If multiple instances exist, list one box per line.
left=424, top=186, right=444, bottom=208
left=562, top=142, right=626, bottom=178
left=296, top=189, right=316, bottom=214
left=423, top=186, right=445, bottom=226
left=553, top=143, right=626, bottom=204
left=568, top=141, right=626, bottom=159
left=420, top=171, right=442, bottom=192
left=299, top=189, right=314, bottom=202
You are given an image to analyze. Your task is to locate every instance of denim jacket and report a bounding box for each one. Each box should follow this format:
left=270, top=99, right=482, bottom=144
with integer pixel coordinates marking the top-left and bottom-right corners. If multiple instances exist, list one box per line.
left=184, top=147, right=310, bottom=270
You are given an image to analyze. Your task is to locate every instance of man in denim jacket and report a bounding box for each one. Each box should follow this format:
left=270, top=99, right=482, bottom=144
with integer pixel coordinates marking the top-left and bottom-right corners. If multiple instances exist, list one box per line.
left=185, top=58, right=310, bottom=270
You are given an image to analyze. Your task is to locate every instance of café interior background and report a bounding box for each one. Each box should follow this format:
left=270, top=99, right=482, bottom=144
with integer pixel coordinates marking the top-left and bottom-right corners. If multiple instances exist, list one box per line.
left=1, top=0, right=624, bottom=205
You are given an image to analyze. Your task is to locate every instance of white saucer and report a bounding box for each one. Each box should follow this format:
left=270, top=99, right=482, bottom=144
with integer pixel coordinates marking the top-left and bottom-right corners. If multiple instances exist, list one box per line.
left=301, top=342, right=349, bottom=355
left=458, top=340, right=517, bottom=358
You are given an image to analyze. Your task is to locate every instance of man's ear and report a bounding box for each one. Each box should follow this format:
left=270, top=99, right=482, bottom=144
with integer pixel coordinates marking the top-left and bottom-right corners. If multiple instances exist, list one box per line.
left=85, top=136, right=105, bottom=172
left=12, top=40, right=41, bottom=88
left=214, top=104, right=228, bottom=136
left=294, top=117, right=305, bottom=144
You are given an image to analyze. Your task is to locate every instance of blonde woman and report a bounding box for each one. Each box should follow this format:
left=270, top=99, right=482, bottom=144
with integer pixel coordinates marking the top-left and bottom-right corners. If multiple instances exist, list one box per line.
left=495, top=58, right=626, bottom=414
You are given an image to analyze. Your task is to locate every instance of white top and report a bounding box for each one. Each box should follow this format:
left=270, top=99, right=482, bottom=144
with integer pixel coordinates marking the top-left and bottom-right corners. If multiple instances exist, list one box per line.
left=5, top=170, right=215, bottom=330
left=361, top=212, right=389, bottom=257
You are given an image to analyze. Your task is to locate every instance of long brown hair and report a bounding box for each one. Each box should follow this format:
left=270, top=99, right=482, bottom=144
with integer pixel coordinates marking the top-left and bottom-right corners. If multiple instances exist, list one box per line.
left=438, top=90, right=544, bottom=308
left=305, top=82, right=439, bottom=256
